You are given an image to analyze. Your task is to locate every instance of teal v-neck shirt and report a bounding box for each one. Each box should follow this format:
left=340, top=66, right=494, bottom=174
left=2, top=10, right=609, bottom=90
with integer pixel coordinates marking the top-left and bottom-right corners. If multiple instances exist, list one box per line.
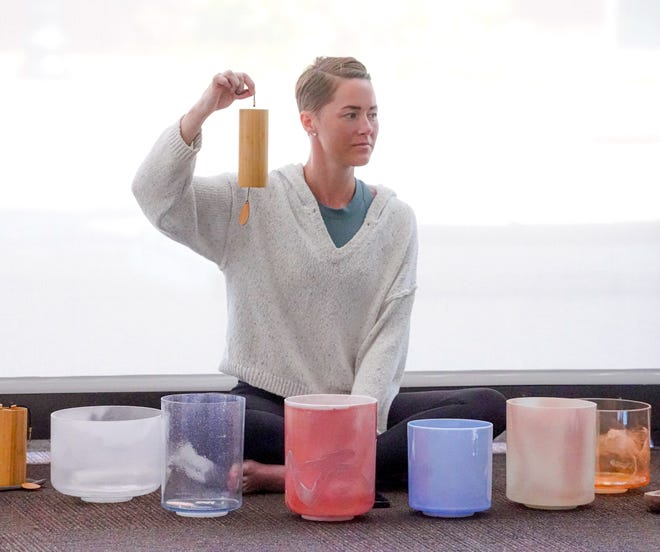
left=317, top=179, right=374, bottom=248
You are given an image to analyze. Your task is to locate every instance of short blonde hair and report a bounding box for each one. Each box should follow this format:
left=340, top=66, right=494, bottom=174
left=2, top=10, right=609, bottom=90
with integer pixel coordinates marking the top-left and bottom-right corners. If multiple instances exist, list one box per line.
left=295, top=56, right=371, bottom=113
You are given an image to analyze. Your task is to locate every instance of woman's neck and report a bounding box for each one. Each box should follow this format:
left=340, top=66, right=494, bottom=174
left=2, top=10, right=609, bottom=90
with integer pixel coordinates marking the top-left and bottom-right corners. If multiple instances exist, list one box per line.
left=303, top=160, right=355, bottom=208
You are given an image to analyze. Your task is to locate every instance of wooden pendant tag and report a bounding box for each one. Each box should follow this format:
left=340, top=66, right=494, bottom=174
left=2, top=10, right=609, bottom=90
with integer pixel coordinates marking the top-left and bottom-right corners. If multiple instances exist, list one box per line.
left=239, top=200, right=250, bottom=225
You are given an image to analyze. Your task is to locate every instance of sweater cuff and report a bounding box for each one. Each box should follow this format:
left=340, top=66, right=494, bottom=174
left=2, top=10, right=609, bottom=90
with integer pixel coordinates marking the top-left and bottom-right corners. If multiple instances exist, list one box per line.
left=169, top=119, right=202, bottom=158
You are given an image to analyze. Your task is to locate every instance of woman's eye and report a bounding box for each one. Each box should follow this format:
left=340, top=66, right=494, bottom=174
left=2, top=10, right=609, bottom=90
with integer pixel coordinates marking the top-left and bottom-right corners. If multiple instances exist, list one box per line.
left=368, top=112, right=378, bottom=120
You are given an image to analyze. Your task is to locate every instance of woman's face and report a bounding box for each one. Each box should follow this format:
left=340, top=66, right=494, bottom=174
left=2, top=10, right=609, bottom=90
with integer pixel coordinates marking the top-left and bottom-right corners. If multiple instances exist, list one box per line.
left=309, top=78, right=378, bottom=168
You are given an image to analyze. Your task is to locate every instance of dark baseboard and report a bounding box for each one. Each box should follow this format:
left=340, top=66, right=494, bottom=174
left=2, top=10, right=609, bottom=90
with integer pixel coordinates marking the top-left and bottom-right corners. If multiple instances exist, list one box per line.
left=2, top=384, right=657, bottom=444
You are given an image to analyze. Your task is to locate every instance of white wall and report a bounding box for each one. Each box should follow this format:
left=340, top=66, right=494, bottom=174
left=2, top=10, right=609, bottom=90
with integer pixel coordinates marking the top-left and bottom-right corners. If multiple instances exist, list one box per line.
left=2, top=211, right=659, bottom=388
left=408, top=222, right=660, bottom=374
left=3, top=1, right=660, bottom=391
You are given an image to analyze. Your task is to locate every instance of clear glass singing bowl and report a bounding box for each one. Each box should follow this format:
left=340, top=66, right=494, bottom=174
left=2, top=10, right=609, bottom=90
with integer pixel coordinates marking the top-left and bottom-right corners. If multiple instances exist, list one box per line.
left=582, top=398, right=652, bottom=494
left=50, top=405, right=162, bottom=503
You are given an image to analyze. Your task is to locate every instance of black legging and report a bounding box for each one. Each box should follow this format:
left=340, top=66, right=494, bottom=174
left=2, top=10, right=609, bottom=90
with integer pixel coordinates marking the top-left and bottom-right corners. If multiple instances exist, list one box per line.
left=230, top=381, right=506, bottom=486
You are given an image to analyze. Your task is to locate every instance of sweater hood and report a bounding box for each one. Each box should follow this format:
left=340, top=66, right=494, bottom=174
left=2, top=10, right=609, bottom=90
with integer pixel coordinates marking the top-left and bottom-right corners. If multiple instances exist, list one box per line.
left=274, top=163, right=397, bottom=222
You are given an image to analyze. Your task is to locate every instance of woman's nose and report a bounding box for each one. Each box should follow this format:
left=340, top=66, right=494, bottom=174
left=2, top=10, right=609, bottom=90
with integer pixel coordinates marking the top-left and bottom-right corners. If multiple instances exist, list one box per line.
left=358, top=115, right=374, bottom=135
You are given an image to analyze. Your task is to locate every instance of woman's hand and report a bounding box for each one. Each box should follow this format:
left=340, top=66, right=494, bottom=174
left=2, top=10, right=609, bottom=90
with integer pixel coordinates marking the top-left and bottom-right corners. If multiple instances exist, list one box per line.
left=180, top=70, right=255, bottom=145
left=197, top=71, right=255, bottom=113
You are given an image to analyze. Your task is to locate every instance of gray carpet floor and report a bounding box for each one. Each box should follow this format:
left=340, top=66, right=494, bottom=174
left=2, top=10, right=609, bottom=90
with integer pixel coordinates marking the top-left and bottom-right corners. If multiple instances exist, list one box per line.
left=1, top=451, right=658, bottom=552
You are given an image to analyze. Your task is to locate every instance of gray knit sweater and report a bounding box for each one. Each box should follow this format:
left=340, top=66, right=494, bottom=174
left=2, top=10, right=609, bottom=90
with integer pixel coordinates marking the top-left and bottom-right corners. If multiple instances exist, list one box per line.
left=132, top=122, right=418, bottom=432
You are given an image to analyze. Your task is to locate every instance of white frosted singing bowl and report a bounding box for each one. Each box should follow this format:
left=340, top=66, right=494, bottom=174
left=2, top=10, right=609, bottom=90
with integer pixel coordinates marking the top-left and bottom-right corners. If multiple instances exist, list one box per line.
left=51, top=405, right=161, bottom=503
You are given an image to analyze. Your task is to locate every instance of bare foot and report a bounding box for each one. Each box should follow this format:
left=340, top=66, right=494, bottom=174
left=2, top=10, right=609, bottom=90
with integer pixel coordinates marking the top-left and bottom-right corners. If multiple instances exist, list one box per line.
left=242, top=460, right=285, bottom=494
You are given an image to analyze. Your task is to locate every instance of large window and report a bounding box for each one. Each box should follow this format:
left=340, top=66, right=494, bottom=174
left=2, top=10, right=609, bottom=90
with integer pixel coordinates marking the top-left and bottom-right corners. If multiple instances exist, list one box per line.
left=2, top=1, right=659, bottom=385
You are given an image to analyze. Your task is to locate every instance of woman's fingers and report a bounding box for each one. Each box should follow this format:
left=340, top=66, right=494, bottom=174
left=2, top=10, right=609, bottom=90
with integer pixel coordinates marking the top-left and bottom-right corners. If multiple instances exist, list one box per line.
left=235, top=72, right=256, bottom=97
left=213, top=70, right=255, bottom=98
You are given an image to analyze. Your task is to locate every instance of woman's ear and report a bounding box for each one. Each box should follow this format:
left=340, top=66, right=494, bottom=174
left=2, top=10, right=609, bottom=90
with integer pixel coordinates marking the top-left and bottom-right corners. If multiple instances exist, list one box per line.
left=300, top=111, right=315, bottom=135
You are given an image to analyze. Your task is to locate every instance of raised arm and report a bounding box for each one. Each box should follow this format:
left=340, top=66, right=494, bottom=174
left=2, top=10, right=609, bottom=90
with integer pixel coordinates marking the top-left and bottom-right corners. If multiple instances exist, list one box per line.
left=132, top=70, right=255, bottom=265
left=180, top=71, right=255, bottom=144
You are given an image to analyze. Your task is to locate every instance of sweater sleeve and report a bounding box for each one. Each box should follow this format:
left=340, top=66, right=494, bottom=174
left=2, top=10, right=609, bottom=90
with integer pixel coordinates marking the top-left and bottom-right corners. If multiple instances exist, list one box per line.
left=351, top=215, right=418, bottom=433
left=131, top=122, right=234, bottom=265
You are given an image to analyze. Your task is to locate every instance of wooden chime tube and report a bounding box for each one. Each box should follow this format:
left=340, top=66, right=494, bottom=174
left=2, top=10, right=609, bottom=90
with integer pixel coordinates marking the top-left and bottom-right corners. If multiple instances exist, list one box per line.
left=238, top=108, right=269, bottom=188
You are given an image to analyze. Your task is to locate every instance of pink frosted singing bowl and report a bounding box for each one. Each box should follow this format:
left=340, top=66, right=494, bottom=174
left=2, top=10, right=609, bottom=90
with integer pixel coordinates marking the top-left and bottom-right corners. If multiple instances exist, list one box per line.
left=284, top=394, right=377, bottom=521
left=506, top=397, right=596, bottom=510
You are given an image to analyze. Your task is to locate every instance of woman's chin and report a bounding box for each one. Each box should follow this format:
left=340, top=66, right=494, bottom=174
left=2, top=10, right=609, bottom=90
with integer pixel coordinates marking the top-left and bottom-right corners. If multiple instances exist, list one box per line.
left=351, top=154, right=373, bottom=167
